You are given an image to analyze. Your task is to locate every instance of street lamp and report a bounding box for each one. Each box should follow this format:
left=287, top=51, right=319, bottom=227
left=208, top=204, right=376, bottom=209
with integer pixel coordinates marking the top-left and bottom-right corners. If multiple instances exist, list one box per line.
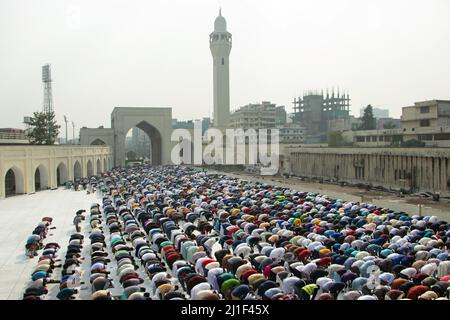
left=72, top=121, right=75, bottom=143
left=64, top=115, right=68, bottom=144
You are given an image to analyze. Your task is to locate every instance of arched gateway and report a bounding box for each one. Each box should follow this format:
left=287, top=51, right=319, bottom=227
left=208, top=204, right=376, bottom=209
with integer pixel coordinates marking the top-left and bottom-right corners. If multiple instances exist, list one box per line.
left=80, top=107, right=172, bottom=167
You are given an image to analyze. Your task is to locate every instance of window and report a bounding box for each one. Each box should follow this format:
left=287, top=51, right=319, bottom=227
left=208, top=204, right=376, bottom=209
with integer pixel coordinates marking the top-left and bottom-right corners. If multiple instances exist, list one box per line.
left=435, top=133, right=450, bottom=140
left=221, top=58, right=224, bottom=65
left=419, top=134, right=433, bottom=141
left=420, top=106, right=430, bottom=113
left=420, top=119, right=430, bottom=127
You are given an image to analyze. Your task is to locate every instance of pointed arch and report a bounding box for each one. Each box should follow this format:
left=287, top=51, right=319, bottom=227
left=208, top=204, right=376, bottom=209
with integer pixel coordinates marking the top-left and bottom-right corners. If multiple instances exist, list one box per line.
left=96, top=158, right=102, bottom=174
left=87, top=159, right=93, bottom=177
left=74, top=160, right=82, bottom=179
left=124, top=121, right=162, bottom=166
left=4, top=166, right=25, bottom=196
left=34, top=164, right=49, bottom=191
left=56, top=161, right=68, bottom=185
left=136, top=121, right=162, bottom=165
left=91, top=138, right=106, bottom=145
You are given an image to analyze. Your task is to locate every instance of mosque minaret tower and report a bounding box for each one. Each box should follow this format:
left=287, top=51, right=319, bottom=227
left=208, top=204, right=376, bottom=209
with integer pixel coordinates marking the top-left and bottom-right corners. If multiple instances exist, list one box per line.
left=210, top=9, right=232, bottom=130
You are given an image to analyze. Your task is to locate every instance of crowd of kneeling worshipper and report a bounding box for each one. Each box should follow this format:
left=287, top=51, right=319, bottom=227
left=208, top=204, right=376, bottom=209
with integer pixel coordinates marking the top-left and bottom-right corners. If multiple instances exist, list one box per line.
left=22, top=165, right=450, bottom=300
left=25, top=217, right=55, bottom=258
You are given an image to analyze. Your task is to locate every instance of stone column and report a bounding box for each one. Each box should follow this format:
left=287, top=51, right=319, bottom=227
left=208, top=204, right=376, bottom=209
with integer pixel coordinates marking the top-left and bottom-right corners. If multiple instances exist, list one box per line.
left=68, top=149, right=74, bottom=181
left=440, top=157, right=446, bottom=192
left=115, top=131, right=126, bottom=167
left=0, top=151, right=4, bottom=198
left=49, top=148, right=57, bottom=189
left=427, top=157, right=433, bottom=191
left=26, top=148, right=34, bottom=194
left=446, top=158, right=449, bottom=192
left=418, top=156, right=426, bottom=190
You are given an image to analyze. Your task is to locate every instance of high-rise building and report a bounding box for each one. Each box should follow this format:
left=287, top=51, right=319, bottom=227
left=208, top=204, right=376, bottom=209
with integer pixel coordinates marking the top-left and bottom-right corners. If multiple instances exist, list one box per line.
left=210, top=9, right=232, bottom=131
left=229, top=102, right=287, bottom=130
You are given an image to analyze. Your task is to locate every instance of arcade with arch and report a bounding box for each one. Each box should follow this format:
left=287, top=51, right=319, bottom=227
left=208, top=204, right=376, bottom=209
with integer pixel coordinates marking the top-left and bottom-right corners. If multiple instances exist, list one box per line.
left=0, top=145, right=111, bottom=198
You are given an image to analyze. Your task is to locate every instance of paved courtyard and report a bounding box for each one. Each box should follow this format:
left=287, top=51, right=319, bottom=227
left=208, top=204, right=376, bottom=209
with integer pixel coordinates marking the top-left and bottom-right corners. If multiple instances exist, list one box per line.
left=0, top=189, right=99, bottom=299
left=0, top=186, right=222, bottom=300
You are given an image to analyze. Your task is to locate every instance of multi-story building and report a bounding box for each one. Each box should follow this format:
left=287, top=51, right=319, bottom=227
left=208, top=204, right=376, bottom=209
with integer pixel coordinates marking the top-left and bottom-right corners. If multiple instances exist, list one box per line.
left=292, top=89, right=350, bottom=143
left=278, top=124, right=305, bottom=144
left=344, top=126, right=450, bottom=148
left=401, top=100, right=450, bottom=131
left=0, top=128, right=28, bottom=144
left=172, top=117, right=210, bottom=134
left=344, top=100, right=450, bottom=147
left=229, top=102, right=287, bottom=130
left=275, top=106, right=287, bottom=126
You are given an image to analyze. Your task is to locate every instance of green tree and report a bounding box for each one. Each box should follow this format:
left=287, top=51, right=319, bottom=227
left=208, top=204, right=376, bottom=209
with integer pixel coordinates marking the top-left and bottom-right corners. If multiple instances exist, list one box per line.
left=328, top=131, right=351, bottom=147
left=359, top=105, right=376, bottom=130
left=27, top=111, right=60, bottom=144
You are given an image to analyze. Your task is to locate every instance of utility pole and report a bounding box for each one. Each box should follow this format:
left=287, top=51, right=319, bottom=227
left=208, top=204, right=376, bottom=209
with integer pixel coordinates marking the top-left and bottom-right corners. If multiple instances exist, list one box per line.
left=72, top=121, right=75, bottom=144
left=64, top=116, right=68, bottom=144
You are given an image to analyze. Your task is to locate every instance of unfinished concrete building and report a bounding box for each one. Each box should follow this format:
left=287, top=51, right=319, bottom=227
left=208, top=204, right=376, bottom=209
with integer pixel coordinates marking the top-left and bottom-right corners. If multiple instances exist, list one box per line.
left=292, top=89, right=350, bottom=143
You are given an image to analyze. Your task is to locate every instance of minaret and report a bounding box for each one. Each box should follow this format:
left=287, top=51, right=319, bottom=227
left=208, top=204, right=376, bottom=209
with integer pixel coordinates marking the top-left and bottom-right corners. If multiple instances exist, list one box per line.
left=210, top=9, right=232, bottom=130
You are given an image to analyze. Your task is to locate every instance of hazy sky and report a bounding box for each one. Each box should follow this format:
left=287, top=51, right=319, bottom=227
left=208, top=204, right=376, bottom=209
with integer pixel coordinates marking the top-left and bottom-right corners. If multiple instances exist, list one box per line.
left=1, top=0, right=450, bottom=135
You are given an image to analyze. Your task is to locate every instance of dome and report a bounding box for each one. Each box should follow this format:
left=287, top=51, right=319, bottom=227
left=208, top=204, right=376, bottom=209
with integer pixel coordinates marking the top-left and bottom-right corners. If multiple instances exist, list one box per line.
left=214, top=10, right=227, bottom=32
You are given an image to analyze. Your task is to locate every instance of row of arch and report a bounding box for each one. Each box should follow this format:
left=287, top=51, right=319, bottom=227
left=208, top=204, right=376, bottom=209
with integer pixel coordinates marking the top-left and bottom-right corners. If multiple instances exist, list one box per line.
left=4, top=158, right=108, bottom=197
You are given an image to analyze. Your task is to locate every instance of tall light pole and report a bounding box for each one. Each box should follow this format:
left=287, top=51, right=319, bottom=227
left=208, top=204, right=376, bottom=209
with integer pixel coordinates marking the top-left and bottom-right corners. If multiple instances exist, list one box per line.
left=72, top=121, right=75, bottom=144
left=42, top=64, right=54, bottom=144
left=64, top=115, right=68, bottom=144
